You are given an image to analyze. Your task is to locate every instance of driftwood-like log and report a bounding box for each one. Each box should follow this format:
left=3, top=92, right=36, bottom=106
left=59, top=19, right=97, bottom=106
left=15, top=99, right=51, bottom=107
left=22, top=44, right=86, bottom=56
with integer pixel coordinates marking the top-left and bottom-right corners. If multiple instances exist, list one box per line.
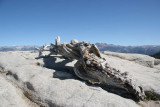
left=35, top=36, right=145, bottom=100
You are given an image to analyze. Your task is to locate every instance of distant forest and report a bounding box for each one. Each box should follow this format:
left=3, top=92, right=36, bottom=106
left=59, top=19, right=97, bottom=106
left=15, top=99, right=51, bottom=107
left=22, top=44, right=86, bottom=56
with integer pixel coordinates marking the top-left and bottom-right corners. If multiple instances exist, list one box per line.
left=151, top=52, right=160, bottom=59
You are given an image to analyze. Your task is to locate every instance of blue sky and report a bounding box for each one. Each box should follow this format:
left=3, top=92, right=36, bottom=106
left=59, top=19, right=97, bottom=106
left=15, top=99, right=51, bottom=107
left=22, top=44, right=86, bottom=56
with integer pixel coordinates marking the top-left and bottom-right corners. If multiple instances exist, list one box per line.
left=0, top=0, right=160, bottom=46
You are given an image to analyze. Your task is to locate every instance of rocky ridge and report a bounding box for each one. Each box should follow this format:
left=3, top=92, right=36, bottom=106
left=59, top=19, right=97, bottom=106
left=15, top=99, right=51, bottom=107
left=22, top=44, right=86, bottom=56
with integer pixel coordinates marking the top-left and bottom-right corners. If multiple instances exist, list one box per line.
left=0, top=51, right=160, bottom=107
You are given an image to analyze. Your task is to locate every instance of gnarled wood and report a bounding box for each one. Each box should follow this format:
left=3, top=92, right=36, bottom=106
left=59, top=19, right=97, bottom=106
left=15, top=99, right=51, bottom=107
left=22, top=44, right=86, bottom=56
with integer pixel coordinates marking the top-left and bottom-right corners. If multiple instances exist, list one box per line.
left=35, top=36, right=146, bottom=100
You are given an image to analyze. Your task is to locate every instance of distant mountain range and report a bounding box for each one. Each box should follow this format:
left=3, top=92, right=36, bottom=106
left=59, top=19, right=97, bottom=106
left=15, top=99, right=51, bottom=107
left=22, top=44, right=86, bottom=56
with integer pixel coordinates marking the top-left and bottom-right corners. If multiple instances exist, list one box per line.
left=0, top=46, right=35, bottom=51
left=95, top=43, right=160, bottom=55
left=1, top=44, right=160, bottom=55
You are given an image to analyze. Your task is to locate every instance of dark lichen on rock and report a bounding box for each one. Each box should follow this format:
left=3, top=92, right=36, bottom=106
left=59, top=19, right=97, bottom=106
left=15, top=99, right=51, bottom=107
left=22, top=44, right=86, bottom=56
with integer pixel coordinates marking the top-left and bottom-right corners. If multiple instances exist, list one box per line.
left=145, top=91, right=160, bottom=101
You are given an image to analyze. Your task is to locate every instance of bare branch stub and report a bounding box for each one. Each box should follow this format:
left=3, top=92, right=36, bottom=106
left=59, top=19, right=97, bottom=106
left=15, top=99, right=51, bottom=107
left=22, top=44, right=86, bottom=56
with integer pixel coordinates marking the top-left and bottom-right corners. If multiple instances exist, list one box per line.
left=35, top=36, right=146, bottom=100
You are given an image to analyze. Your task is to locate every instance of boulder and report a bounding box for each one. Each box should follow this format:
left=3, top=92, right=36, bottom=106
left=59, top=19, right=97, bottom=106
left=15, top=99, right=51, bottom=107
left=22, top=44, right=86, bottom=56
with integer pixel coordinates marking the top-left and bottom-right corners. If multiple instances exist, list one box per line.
left=103, top=51, right=155, bottom=68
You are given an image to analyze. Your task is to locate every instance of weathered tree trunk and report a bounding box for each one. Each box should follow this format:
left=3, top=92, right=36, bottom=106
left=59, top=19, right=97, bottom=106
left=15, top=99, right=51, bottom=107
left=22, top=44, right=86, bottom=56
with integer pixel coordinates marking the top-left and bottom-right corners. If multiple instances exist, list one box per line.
left=35, top=36, right=145, bottom=100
